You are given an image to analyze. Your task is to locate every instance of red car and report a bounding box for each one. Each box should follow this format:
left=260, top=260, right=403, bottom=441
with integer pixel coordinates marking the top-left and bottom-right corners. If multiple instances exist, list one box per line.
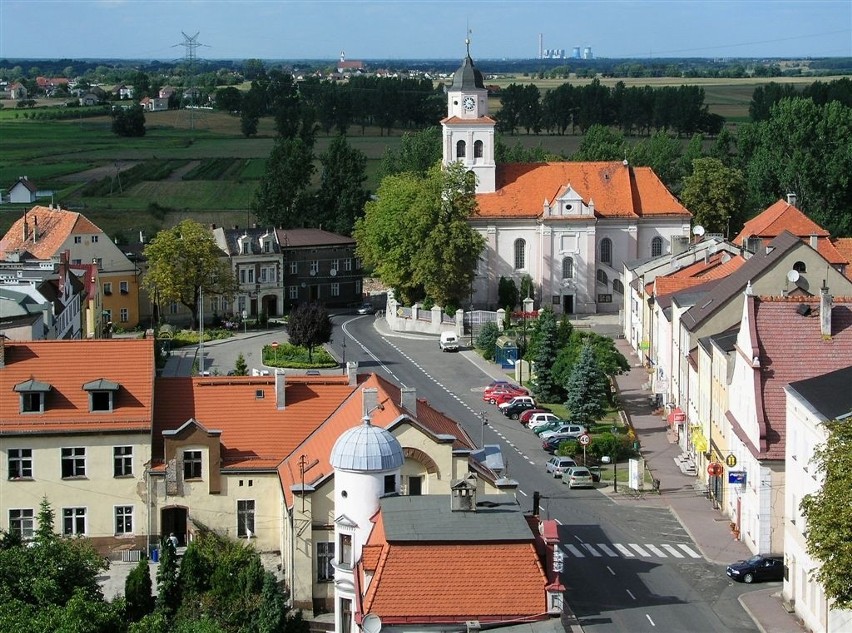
left=490, top=389, right=531, bottom=405
left=483, top=384, right=527, bottom=404
left=519, top=408, right=552, bottom=424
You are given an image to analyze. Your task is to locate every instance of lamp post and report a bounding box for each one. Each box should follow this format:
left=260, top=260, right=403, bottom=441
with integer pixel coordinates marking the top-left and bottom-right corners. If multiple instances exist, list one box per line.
left=342, top=337, right=347, bottom=375
left=479, top=411, right=488, bottom=448
left=611, top=425, right=619, bottom=493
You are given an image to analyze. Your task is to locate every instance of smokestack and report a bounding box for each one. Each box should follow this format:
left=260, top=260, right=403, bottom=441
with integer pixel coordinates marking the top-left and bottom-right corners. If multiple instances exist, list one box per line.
left=820, top=283, right=832, bottom=338
left=275, top=369, right=286, bottom=410
left=400, top=387, right=416, bottom=412
left=346, top=361, right=358, bottom=386
left=362, top=387, right=379, bottom=418
left=787, top=193, right=797, bottom=206
left=810, top=234, right=818, bottom=249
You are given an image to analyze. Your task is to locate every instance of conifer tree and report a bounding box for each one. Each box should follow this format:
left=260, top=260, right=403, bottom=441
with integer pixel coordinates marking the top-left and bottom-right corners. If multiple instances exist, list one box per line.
left=564, top=340, right=609, bottom=425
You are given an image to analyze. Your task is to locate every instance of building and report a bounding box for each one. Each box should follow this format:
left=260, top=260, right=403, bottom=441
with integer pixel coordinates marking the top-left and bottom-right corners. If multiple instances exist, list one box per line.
left=440, top=43, right=692, bottom=315
left=0, top=206, right=142, bottom=329
left=8, top=177, right=38, bottom=204
left=0, top=339, right=155, bottom=554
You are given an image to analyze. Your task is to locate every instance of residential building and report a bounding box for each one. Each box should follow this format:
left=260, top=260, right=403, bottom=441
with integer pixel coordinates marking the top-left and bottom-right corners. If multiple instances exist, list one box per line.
left=8, top=177, right=37, bottom=204
left=139, top=96, right=168, bottom=112
left=7, top=82, right=27, bottom=99
left=0, top=339, right=155, bottom=554
left=0, top=206, right=142, bottom=329
left=441, top=44, right=691, bottom=314
left=784, top=366, right=852, bottom=633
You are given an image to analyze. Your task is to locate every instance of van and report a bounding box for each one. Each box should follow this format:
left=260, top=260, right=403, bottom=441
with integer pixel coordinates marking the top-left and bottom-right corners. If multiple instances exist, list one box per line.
left=439, top=331, right=460, bottom=352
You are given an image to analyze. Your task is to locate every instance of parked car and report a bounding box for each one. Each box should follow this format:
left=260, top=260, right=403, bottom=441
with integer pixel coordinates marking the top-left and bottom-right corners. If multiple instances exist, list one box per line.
left=539, top=424, right=588, bottom=440
left=502, top=400, right=538, bottom=419
left=527, top=413, right=564, bottom=432
left=357, top=303, right=375, bottom=315
left=519, top=408, right=552, bottom=425
left=498, top=395, right=535, bottom=411
left=587, top=465, right=602, bottom=483
left=485, top=380, right=516, bottom=391
left=726, top=555, right=785, bottom=583
left=562, top=466, right=595, bottom=488
left=491, top=390, right=531, bottom=406
left=542, top=433, right=577, bottom=453
left=545, top=456, right=577, bottom=477
left=482, top=385, right=527, bottom=404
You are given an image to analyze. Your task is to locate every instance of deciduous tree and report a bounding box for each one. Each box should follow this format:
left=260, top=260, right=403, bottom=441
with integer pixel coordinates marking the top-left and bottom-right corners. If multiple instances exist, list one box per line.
left=681, top=157, right=747, bottom=236
left=316, top=135, right=369, bottom=235
left=252, top=137, right=315, bottom=228
left=287, top=302, right=332, bottom=362
left=112, top=104, right=146, bottom=137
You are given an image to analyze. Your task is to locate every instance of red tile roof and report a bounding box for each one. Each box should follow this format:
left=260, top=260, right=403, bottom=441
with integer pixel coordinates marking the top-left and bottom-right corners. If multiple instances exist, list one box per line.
left=153, top=375, right=356, bottom=469
left=750, top=296, right=852, bottom=459
left=0, top=206, right=104, bottom=260
left=647, top=253, right=746, bottom=296
left=0, top=339, right=155, bottom=435
left=474, top=162, right=689, bottom=220
left=833, top=238, right=852, bottom=279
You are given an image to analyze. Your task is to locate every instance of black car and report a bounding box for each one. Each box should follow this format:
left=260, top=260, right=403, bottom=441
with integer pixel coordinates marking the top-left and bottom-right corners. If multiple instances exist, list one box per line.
left=501, top=400, right=537, bottom=419
left=726, top=554, right=784, bottom=583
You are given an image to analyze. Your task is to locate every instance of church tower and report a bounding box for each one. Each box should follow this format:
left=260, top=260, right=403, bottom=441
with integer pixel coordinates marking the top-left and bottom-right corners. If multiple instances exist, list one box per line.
left=441, top=39, right=496, bottom=193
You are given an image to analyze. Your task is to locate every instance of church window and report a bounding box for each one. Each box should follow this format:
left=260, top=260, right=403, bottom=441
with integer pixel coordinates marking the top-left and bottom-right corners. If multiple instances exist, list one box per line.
left=514, top=239, right=526, bottom=270
left=597, top=269, right=608, bottom=286
left=651, top=236, right=663, bottom=257
left=600, top=238, right=612, bottom=265
left=474, top=140, right=483, bottom=158
left=562, top=257, right=574, bottom=279
left=456, top=140, right=466, bottom=158
left=613, top=279, right=624, bottom=294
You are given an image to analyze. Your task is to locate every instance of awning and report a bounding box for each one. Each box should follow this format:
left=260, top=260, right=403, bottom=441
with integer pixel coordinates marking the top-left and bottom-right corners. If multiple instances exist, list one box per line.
left=667, top=408, right=686, bottom=424
left=690, top=427, right=708, bottom=453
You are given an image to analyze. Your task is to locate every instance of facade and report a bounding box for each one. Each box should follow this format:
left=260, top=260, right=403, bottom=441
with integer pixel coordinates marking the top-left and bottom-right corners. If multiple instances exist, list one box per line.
left=0, top=339, right=155, bottom=554
left=9, top=177, right=37, bottom=204
left=441, top=45, right=691, bottom=315
left=0, top=206, right=141, bottom=329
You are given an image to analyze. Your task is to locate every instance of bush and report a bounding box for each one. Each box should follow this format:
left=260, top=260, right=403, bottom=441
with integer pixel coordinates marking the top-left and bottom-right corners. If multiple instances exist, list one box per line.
left=588, top=432, right=635, bottom=460
left=476, top=322, right=500, bottom=360
left=263, top=342, right=336, bottom=368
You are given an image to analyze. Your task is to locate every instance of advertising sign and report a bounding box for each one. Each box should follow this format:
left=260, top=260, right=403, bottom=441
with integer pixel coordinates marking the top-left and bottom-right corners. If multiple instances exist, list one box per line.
left=728, top=471, right=746, bottom=485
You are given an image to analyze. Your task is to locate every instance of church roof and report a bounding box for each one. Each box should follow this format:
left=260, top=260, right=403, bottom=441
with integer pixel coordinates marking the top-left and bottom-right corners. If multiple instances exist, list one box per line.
left=473, top=162, right=690, bottom=220
left=450, top=51, right=485, bottom=91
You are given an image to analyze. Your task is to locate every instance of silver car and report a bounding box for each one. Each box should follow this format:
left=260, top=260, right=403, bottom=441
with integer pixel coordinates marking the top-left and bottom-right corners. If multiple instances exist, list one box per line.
left=545, top=456, right=577, bottom=478
left=562, top=466, right=594, bottom=488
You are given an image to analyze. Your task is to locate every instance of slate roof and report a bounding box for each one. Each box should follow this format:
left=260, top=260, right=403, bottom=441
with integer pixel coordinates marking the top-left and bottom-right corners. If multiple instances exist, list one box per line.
left=787, top=365, right=852, bottom=422
left=450, top=51, right=485, bottom=91
left=750, top=296, right=852, bottom=459
left=473, top=162, right=690, bottom=220
left=214, top=226, right=279, bottom=256
left=0, top=206, right=104, bottom=260
left=275, top=228, right=354, bottom=248
left=0, top=339, right=155, bottom=435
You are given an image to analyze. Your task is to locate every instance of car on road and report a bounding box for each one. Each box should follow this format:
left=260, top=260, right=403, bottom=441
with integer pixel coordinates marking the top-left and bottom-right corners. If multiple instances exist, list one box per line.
left=502, top=400, right=538, bottom=419
left=539, top=424, right=588, bottom=440
left=357, top=303, right=376, bottom=315
left=526, top=413, right=564, bottom=432
left=726, top=555, right=785, bottom=584
left=519, top=408, right=552, bottom=425
left=498, top=395, right=535, bottom=411
left=562, top=466, right=595, bottom=488
left=545, top=456, right=577, bottom=477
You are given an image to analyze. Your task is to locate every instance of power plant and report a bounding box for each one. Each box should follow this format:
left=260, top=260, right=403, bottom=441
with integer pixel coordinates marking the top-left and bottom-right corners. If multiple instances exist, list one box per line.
left=538, top=34, right=592, bottom=59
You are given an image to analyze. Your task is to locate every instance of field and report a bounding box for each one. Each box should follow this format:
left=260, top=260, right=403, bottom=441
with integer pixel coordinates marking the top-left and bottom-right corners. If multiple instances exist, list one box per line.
left=1, top=75, right=845, bottom=241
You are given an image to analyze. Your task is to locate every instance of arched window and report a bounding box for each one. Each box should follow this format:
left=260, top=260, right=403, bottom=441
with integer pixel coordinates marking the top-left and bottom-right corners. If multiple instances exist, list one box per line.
left=464, top=170, right=476, bottom=194
left=613, top=279, right=624, bottom=294
left=514, top=239, right=526, bottom=270
left=793, top=261, right=807, bottom=273
left=562, top=257, right=574, bottom=279
left=456, top=140, right=466, bottom=158
left=600, top=237, right=612, bottom=265
left=651, top=236, right=663, bottom=257
left=474, top=140, right=484, bottom=158
left=597, top=269, right=608, bottom=286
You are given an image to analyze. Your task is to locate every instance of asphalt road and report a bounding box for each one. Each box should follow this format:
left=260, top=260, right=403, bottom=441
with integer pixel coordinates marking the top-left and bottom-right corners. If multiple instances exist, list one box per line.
left=197, top=315, right=762, bottom=633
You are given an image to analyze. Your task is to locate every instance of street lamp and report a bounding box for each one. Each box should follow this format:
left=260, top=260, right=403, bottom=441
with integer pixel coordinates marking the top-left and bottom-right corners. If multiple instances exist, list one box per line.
left=342, top=337, right=347, bottom=375
left=479, top=411, right=488, bottom=447
left=611, top=425, right=619, bottom=493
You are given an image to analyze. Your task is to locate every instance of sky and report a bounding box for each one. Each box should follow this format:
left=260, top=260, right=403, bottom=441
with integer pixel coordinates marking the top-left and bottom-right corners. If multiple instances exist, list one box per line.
left=1, top=0, right=850, bottom=61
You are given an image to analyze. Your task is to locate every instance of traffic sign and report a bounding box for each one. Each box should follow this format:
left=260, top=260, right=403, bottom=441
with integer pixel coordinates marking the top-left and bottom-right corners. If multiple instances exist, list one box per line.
left=707, top=462, right=723, bottom=477
left=725, top=453, right=737, bottom=468
left=578, top=433, right=591, bottom=446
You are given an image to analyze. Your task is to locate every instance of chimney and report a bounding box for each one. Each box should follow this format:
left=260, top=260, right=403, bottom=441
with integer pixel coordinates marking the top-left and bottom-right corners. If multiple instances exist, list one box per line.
left=400, top=386, right=416, bottom=412
left=787, top=193, right=797, bottom=206
left=346, top=361, right=359, bottom=386
left=275, top=369, right=286, bottom=410
left=810, top=234, right=818, bottom=249
left=22, top=213, right=28, bottom=242
left=362, top=387, right=379, bottom=418
left=32, top=216, right=38, bottom=242
left=820, top=283, right=832, bottom=338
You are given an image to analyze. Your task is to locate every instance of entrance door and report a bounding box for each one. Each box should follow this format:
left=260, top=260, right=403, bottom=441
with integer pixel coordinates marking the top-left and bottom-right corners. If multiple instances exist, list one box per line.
left=563, top=294, right=574, bottom=314
left=161, top=506, right=188, bottom=546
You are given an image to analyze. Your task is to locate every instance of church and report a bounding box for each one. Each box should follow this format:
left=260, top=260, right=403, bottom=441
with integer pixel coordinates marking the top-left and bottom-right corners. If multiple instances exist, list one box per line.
left=441, top=42, right=692, bottom=315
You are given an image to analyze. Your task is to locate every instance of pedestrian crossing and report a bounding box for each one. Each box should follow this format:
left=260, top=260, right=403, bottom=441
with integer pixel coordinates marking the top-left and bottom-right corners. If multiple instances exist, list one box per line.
left=562, top=542, right=701, bottom=560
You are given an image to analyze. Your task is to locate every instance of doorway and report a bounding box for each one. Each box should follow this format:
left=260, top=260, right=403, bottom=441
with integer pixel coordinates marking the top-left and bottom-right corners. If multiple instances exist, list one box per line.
left=563, top=294, right=574, bottom=315
left=161, top=506, right=188, bottom=546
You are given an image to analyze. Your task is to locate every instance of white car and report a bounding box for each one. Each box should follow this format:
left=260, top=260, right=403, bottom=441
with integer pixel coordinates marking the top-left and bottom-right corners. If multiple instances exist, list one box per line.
left=498, top=395, right=535, bottom=411
left=539, top=424, right=588, bottom=440
left=527, top=413, right=563, bottom=431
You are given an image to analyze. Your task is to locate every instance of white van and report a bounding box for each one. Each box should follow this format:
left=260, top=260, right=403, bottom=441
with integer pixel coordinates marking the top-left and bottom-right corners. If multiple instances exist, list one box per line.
left=439, top=331, right=460, bottom=352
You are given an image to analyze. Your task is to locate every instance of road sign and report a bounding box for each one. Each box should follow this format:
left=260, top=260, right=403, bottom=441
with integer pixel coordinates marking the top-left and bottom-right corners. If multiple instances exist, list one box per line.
left=725, top=453, right=738, bottom=468
left=578, top=433, right=591, bottom=446
left=707, top=462, right=723, bottom=477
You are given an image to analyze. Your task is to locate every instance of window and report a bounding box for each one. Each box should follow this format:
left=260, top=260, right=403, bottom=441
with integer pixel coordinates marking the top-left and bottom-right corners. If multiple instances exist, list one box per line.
left=120, top=308, right=128, bottom=323
left=793, top=261, right=807, bottom=273
left=310, top=260, right=319, bottom=275
left=94, top=258, right=103, bottom=269
left=597, top=269, right=608, bottom=286
left=241, top=240, right=250, bottom=255
left=119, top=281, right=129, bottom=294
left=600, top=237, right=612, bottom=265
left=114, top=446, right=132, bottom=477
left=169, top=302, right=178, bottom=315
left=115, top=506, right=133, bottom=535
left=183, top=450, right=202, bottom=479
left=456, top=139, right=466, bottom=158
left=74, top=236, right=82, bottom=244
left=339, top=533, right=352, bottom=569
left=61, top=447, right=86, bottom=478
left=354, top=280, right=362, bottom=295
left=562, top=257, right=574, bottom=279
left=8, top=448, right=33, bottom=479
left=383, top=474, right=396, bottom=495
left=613, top=279, right=624, bottom=294
left=344, top=258, right=352, bottom=271
left=260, top=266, right=276, bottom=283
left=597, top=294, right=613, bottom=303
left=317, top=542, right=335, bottom=581
left=237, top=500, right=255, bottom=538
left=263, top=240, right=271, bottom=253
left=474, top=140, right=483, bottom=158
left=247, top=268, right=255, bottom=284
left=21, top=392, right=44, bottom=413
left=63, top=508, right=86, bottom=535
left=290, top=261, right=298, bottom=274
left=408, top=475, right=423, bottom=496
left=651, top=236, right=663, bottom=257
left=355, top=257, right=362, bottom=270
left=103, top=308, right=113, bottom=323
left=90, top=391, right=113, bottom=412
left=9, top=509, right=34, bottom=539
left=103, top=282, right=112, bottom=295
left=239, top=269, right=246, bottom=284
left=289, top=286, right=299, bottom=300
left=331, top=283, right=340, bottom=297
left=72, top=259, right=82, bottom=265
left=514, top=239, right=526, bottom=270
left=91, top=235, right=99, bottom=243
left=237, top=296, right=246, bottom=313
left=331, top=259, right=339, bottom=272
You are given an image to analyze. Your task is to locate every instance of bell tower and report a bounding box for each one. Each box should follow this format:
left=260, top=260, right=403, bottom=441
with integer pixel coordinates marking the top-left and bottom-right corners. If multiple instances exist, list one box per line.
left=441, top=38, right=496, bottom=193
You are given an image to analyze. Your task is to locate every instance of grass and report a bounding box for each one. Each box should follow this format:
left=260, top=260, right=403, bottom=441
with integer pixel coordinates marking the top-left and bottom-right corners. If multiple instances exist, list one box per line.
left=262, top=342, right=337, bottom=368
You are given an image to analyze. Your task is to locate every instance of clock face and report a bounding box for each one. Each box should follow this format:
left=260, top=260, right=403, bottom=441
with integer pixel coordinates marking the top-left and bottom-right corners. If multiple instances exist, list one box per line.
left=463, top=96, right=476, bottom=111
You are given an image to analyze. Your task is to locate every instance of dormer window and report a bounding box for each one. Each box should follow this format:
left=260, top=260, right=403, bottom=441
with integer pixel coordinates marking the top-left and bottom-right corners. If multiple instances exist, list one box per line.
left=83, top=378, right=120, bottom=412
left=241, top=241, right=250, bottom=254
left=14, top=379, right=51, bottom=414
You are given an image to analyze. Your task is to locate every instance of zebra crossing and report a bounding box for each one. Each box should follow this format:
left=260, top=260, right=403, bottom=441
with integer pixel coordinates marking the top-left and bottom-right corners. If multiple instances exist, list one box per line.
left=562, top=541, right=702, bottom=560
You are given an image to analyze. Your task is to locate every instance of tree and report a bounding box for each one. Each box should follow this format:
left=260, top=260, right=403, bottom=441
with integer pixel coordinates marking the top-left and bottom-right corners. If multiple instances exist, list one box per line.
left=378, top=127, right=441, bottom=179
left=215, top=86, right=242, bottom=113
left=497, top=276, right=519, bottom=311
left=681, top=157, right=747, bottom=236
left=155, top=537, right=180, bottom=622
left=234, top=353, right=248, bottom=376
left=142, top=220, right=238, bottom=330
left=252, top=137, right=315, bottom=228
left=628, top=131, right=684, bottom=191
left=573, top=124, right=625, bottom=161
left=112, top=104, right=146, bottom=137
left=475, top=321, right=500, bottom=361
left=531, top=307, right=559, bottom=403
left=125, top=554, right=155, bottom=622
left=315, top=135, right=369, bottom=235
left=563, top=340, right=609, bottom=425
left=287, top=302, right=332, bottom=362
left=800, top=420, right=852, bottom=608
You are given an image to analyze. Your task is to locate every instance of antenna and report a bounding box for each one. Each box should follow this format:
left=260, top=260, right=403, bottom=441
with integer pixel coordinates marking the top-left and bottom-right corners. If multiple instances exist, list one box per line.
left=692, top=225, right=705, bottom=237
left=786, top=269, right=800, bottom=283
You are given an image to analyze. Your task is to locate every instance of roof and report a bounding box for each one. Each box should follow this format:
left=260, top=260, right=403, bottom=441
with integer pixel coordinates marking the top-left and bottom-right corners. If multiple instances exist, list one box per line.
left=749, top=296, right=852, bottom=459
left=153, top=374, right=356, bottom=470
left=0, top=206, right=104, bottom=260
left=833, top=238, right=852, bottom=278
left=213, top=226, right=280, bottom=256
left=330, top=417, right=404, bottom=471
left=787, top=365, right=852, bottom=422
left=0, top=339, right=155, bottom=435
left=275, top=228, right=355, bottom=248
left=360, top=494, right=548, bottom=623
left=450, top=51, right=485, bottom=91
left=473, top=162, right=690, bottom=220
left=11, top=178, right=37, bottom=193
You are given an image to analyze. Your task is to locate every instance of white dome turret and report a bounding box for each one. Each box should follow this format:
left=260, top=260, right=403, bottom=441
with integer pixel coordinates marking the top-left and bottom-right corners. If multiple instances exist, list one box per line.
left=331, top=416, right=404, bottom=472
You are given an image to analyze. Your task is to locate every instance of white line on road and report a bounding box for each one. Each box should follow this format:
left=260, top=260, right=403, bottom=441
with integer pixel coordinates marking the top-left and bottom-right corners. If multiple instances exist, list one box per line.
left=582, top=544, right=602, bottom=557
left=629, top=543, right=650, bottom=557
left=517, top=490, right=528, bottom=497
left=626, top=589, right=636, bottom=600
left=597, top=544, right=619, bottom=557
left=554, top=518, right=562, bottom=525
left=645, top=544, right=666, bottom=557
left=606, top=566, right=616, bottom=576
left=574, top=535, right=584, bottom=543
left=614, top=544, right=635, bottom=557
left=565, top=545, right=585, bottom=557
left=662, top=544, right=684, bottom=558
left=646, top=614, right=656, bottom=626
left=678, top=543, right=702, bottom=558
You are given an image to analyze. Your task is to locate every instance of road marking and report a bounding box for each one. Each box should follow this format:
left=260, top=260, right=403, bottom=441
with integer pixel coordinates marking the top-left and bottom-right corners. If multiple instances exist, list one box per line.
left=626, top=589, right=636, bottom=600
left=597, top=544, right=619, bottom=557
left=517, top=490, right=528, bottom=497
left=565, top=545, right=585, bottom=557
left=646, top=614, right=656, bottom=626
left=614, top=544, right=635, bottom=557
left=574, top=535, right=584, bottom=543
left=645, top=544, right=666, bottom=557
left=629, top=543, right=650, bottom=557
left=606, top=566, right=616, bottom=576
left=679, top=544, right=702, bottom=558
left=662, top=544, right=684, bottom=558
left=554, top=518, right=561, bottom=525
left=582, top=544, right=602, bottom=557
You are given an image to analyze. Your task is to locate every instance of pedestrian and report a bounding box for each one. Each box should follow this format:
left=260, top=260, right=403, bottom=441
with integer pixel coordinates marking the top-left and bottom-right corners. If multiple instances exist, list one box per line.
left=168, top=532, right=178, bottom=549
